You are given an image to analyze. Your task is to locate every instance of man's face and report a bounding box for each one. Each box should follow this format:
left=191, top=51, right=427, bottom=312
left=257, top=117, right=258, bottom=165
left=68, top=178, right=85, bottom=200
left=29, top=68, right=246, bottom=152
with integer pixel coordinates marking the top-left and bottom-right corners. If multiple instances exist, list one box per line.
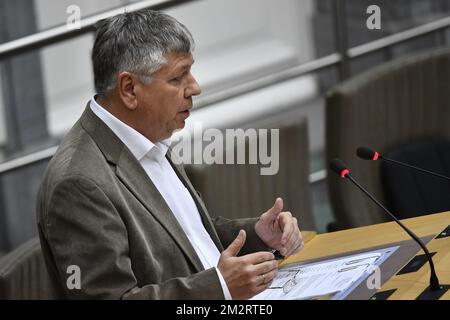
left=133, top=52, right=201, bottom=142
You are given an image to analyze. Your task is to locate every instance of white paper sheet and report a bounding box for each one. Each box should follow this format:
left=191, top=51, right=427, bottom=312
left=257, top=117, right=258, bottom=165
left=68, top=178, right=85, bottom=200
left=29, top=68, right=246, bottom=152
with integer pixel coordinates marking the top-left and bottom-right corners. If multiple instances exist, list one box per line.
left=251, top=246, right=398, bottom=300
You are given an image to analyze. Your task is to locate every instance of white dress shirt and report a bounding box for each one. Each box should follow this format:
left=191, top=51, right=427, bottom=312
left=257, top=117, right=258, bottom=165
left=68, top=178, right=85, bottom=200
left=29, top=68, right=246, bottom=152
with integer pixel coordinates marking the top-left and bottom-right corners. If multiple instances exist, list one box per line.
left=90, top=96, right=232, bottom=299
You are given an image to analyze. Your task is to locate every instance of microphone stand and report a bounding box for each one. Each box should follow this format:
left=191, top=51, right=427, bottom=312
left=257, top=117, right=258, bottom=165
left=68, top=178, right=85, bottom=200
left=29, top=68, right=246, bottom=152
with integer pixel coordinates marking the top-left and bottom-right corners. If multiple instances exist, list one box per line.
left=331, top=158, right=450, bottom=299
left=380, top=155, right=450, bottom=181
left=345, top=173, right=441, bottom=291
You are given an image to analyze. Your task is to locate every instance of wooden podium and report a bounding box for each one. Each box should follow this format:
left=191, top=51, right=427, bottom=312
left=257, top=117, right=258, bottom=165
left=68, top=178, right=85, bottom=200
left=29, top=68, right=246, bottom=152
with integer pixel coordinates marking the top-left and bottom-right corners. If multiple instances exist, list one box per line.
left=279, top=211, right=450, bottom=300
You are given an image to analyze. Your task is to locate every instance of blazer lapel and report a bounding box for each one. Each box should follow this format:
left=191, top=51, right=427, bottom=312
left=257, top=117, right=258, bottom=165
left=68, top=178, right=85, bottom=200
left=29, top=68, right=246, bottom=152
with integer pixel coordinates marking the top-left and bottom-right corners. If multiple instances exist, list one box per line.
left=166, top=152, right=224, bottom=252
left=80, top=106, right=204, bottom=272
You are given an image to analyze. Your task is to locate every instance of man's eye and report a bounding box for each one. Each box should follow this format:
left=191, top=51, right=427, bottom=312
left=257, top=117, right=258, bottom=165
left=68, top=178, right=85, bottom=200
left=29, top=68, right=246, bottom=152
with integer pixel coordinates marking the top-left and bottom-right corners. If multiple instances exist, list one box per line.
left=171, top=70, right=190, bottom=83
left=171, top=75, right=184, bottom=83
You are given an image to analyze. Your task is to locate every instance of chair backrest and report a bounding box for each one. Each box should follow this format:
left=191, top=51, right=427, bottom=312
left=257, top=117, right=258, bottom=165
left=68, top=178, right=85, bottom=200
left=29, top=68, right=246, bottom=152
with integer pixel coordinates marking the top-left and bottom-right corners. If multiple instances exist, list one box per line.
left=326, top=47, right=450, bottom=228
left=186, top=117, right=315, bottom=231
left=0, top=237, right=53, bottom=299
left=381, top=137, right=450, bottom=219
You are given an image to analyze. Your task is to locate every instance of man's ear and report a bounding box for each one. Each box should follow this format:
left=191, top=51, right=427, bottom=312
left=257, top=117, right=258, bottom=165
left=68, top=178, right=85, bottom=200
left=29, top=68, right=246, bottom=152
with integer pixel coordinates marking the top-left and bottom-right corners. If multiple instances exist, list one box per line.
left=117, top=72, right=138, bottom=110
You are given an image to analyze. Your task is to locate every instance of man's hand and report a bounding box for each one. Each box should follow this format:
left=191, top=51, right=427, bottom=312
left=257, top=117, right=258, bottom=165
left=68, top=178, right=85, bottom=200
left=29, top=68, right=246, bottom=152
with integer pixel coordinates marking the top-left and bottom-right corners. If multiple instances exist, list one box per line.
left=254, top=197, right=304, bottom=257
left=218, top=230, right=278, bottom=299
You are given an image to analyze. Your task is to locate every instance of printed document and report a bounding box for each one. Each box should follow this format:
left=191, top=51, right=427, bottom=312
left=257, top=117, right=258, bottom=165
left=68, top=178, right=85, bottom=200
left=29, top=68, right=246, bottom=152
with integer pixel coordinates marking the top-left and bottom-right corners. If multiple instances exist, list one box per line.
left=251, top=246, right=398, bottom=300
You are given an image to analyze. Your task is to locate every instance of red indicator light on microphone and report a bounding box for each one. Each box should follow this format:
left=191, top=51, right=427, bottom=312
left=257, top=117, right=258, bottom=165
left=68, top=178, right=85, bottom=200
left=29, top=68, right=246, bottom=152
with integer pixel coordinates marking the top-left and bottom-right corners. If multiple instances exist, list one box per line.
left=373, top=152, right=379, bottom=161
left=341, top=169, right=349, bottom=178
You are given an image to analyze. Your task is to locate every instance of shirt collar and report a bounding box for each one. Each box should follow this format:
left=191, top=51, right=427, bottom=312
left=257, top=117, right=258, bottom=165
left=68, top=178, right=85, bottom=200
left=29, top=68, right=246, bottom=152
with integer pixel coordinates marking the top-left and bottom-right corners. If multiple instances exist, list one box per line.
left=89, top=95, right=171, bottom=161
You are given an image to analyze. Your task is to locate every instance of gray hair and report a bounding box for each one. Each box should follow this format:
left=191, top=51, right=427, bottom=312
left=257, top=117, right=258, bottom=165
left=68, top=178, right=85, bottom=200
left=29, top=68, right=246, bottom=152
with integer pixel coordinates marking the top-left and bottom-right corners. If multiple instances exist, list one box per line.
left=92, top=9, right=195, bottom=96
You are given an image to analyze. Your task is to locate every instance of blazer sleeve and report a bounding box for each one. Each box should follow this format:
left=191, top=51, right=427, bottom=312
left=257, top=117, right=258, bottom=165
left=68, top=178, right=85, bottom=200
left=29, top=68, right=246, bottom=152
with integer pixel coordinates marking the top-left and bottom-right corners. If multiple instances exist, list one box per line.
left=41, top=175, right=224, bottom=300
left=212, top=216, right=271, bottom=255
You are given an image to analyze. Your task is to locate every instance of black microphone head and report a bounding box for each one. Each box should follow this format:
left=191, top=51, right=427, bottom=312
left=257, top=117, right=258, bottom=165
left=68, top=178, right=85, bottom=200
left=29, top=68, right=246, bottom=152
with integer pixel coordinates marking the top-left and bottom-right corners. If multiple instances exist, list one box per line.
left=356, top=146, right=380, bottom=161
left=329, top=158, right=350, bottom=178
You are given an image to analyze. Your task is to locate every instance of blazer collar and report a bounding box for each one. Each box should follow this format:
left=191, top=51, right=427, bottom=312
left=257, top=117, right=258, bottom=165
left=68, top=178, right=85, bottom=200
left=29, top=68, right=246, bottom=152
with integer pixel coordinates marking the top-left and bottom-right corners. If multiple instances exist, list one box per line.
left=79, top=105, right=206, bottom=272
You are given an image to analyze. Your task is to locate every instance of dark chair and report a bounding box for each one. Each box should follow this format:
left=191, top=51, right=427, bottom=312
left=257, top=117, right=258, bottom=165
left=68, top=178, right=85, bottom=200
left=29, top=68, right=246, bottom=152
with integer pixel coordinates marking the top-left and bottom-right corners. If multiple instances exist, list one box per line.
left=381, top=137, right=450, bottom=219
left=0, top=237, right=53, bottom=299
left=326, top=47, right=450, bottom=228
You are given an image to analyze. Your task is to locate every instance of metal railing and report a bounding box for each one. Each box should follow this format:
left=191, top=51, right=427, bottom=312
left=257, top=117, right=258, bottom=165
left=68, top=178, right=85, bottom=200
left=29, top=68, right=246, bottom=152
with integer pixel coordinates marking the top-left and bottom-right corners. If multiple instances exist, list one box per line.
left=0, top=0, right=450, bottom=182
left=195, top=53, right=341, bottom=108
left=0, top=0, right=195, bottom=59
left=348, top=15, right=450, bottom=58
left=0, top=146, right=58, bottom=174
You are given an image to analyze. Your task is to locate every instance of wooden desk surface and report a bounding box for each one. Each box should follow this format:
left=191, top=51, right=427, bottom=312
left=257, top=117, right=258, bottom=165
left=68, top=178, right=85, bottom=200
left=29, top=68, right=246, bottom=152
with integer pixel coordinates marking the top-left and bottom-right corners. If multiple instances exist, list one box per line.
left=281, top=211, right=450, bottom=300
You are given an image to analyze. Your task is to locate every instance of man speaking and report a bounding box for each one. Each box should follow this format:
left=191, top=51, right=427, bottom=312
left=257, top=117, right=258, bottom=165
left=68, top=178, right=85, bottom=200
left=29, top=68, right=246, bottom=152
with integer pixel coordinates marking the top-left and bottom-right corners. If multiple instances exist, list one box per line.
left=36, top=8, right=303, bottom=299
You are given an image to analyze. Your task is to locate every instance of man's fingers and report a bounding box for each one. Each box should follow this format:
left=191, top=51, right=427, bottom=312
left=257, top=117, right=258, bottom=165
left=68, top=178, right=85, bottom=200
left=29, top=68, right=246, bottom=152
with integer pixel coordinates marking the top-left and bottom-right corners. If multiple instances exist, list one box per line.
left=255, top=268, right=279, bottom=292
left=282, top=223, right=299, bottom=256
left=223, top=229, right=246, bottom=257
left=250, top=259, right=279, bottom=277
left=280, top=214, right=293, bottom=242
left=285, top=218, right=301, bottom=253
left=287, top=235, right=304, bottom=256
left=288, top=231, right=304, bottom=255
left=263, top=267, right=278, bottom=283
left=266, top=197, right=283, bottom=218
left=242, top=251, right=275, bottom=265
left=279, top=213, right=294, bottom=249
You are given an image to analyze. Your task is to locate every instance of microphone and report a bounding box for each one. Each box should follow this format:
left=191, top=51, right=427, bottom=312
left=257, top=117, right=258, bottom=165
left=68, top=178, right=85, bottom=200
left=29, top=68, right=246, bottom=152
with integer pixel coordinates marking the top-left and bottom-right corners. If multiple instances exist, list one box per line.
left=329, top=158, right=442, bottom=292
left=356, top=146, right=450, bottom=181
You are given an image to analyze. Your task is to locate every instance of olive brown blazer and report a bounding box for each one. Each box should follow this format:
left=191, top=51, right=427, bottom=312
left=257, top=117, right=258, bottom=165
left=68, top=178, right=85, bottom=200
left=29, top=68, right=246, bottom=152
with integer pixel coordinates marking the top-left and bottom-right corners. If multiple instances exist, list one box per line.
left=36, top=105, right=267, bottom=299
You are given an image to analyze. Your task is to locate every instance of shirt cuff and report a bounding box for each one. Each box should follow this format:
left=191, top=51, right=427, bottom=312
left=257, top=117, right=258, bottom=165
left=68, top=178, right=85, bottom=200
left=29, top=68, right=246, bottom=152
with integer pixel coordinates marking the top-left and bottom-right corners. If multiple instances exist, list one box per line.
left=215, top=267, right=232, bottom=300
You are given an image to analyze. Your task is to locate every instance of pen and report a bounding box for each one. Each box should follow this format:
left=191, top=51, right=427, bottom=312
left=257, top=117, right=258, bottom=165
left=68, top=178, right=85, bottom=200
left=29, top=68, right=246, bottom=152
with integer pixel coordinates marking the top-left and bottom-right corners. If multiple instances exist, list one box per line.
left=271, top=249, right=285, bottom=260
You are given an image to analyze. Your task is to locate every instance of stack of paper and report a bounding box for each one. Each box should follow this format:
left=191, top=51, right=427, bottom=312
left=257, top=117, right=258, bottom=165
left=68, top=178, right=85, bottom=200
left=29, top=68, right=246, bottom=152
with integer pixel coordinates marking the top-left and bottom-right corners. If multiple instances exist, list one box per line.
left=251, top=247, right=397, bottom=300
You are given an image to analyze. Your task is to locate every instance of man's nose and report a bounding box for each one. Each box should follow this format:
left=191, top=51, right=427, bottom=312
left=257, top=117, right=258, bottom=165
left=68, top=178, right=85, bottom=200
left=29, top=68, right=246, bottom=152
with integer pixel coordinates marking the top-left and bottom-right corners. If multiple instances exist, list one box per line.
left=185, top=73, right=202, bottom=97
